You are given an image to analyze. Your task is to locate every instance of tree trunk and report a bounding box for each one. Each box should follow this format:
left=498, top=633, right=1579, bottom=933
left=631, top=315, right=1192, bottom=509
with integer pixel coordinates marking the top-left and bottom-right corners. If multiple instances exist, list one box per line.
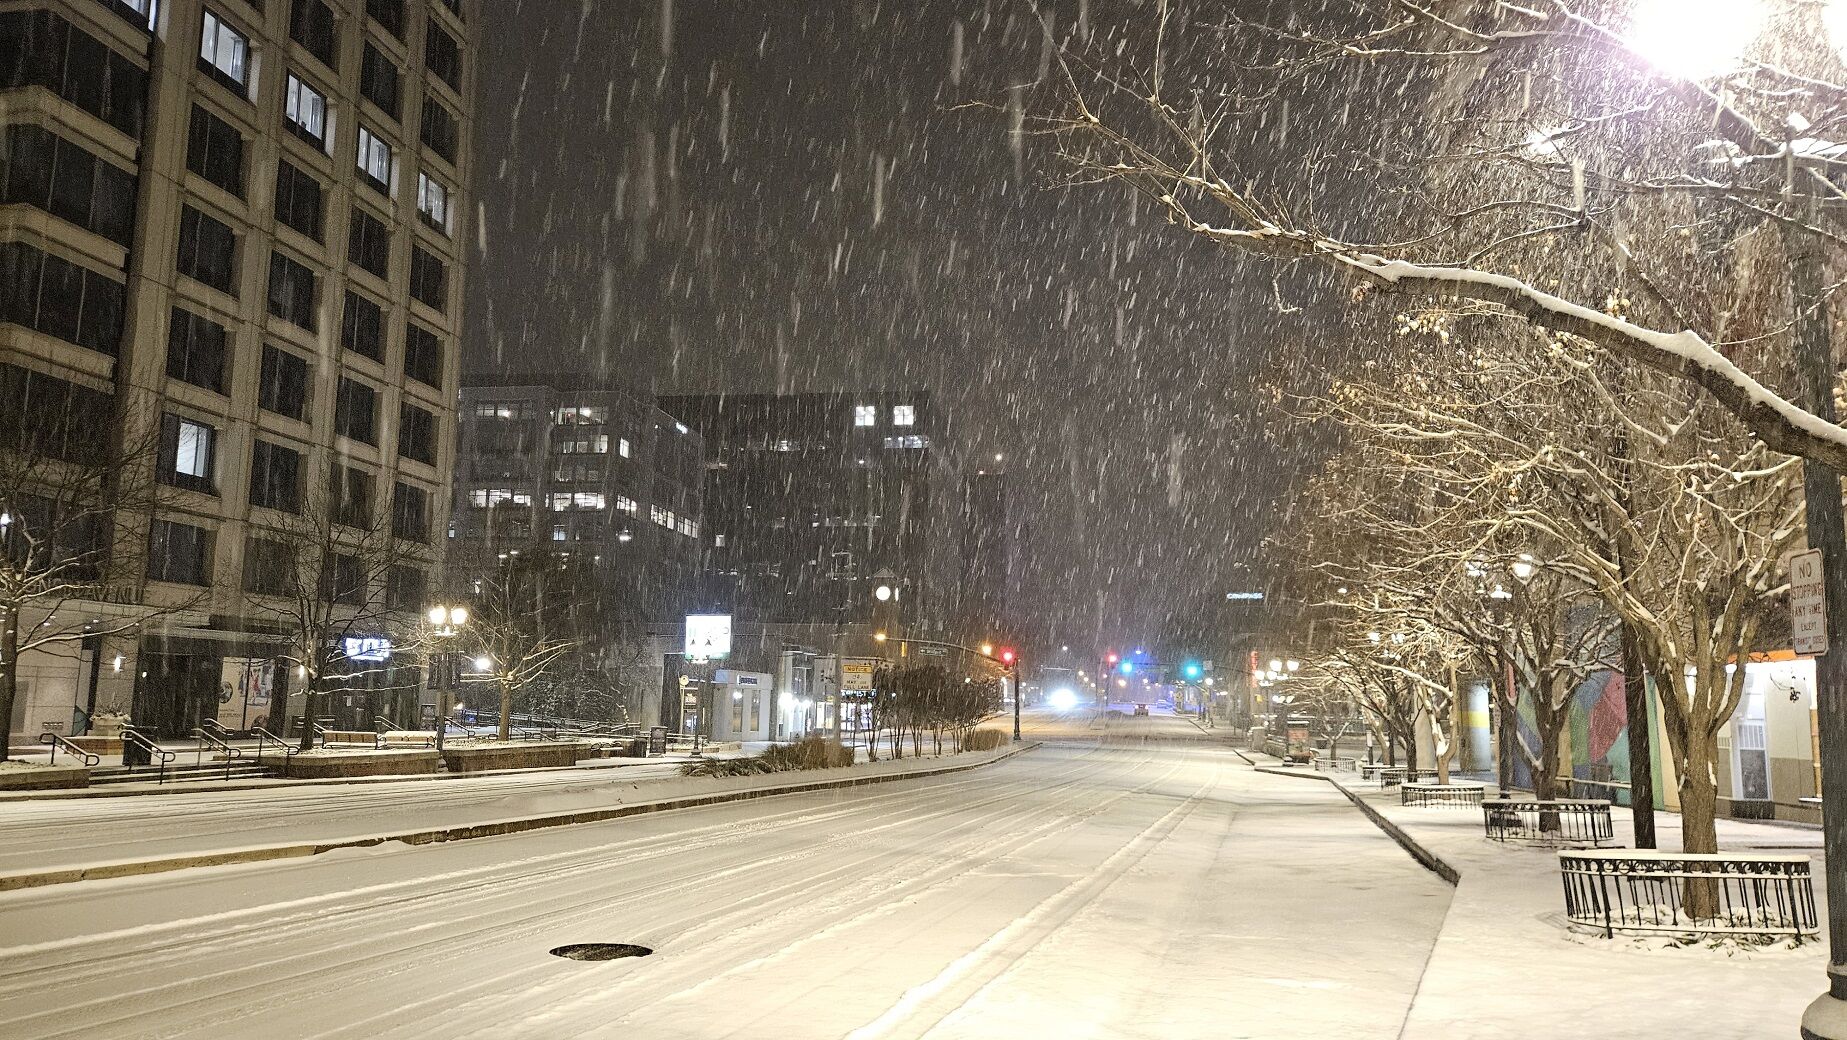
left=498, top=678, right=512, bottom=741
left=296, top=684, right=318, bottom=752
left=1401, top=733, right=1418, bottom=773
left=1678, top=738, right=1723, bottom=920
left=0, top=608, right=19, bottom=762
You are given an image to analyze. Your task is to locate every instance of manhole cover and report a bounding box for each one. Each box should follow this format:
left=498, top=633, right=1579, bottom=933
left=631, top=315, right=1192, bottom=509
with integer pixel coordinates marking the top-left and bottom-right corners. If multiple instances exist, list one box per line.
left=549, top=943, right=654, bottom=961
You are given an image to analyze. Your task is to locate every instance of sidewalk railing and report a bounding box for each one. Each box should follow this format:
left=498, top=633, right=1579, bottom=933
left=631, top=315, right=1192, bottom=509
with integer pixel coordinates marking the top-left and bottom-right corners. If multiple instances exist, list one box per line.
left=1558, top=849, right=1819, bottom=938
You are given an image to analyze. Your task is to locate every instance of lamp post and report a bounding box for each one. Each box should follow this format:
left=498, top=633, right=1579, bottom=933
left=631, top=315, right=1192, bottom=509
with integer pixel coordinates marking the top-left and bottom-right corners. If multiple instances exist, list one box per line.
left=424, top=604, right=467, bottom=753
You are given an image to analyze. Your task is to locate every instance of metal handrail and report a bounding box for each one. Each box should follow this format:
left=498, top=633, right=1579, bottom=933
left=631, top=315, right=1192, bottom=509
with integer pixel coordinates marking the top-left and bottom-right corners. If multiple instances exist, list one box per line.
left=191, top=727, right=244, bottom=779
left=41, top=732, right=99, bottom=768
left=120, top=726, right=176, bottom=784
left=442, top=715, right=496, bottom=741
left=251, top=726, right=300, bottom=763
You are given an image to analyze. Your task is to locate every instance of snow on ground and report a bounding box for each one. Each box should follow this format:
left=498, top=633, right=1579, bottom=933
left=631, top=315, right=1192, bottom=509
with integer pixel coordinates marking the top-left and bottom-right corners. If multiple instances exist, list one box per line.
left=0, top=713, right=1451, bottom=1040
left=1265, top=760, right=1827, bottom=1040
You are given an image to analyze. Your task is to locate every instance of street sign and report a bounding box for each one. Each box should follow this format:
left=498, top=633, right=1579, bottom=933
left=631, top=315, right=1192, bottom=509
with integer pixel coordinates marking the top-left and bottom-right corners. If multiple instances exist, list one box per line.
left=914, top=644, right=948, bottom=657
left=1793, top=549, right=1829, bottom=656
left=842, top=659, right=878, bottom=690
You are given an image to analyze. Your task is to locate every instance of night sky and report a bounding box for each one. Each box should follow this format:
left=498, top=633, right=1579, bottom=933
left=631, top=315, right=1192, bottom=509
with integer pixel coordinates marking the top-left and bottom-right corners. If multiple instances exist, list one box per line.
left=465, top=0, right=1326, bottom=648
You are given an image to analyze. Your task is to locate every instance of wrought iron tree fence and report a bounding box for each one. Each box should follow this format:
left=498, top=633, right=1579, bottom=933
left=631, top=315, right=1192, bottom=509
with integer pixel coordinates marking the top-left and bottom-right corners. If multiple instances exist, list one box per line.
left=1482, top=799, right=1613, bottom=845
left=1400, top=782, right=1486, bottom=808
left=1558, top=850, right=1819, bottom=939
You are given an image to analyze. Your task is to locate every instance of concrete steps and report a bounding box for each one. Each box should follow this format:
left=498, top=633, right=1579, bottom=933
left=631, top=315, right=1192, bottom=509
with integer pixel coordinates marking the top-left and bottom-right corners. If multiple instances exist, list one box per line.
left=90, top=762, right=281, bottom=785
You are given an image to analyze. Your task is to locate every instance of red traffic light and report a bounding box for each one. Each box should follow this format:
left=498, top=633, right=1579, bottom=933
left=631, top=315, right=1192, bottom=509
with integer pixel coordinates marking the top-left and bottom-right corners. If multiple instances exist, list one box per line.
left=1105, top=652, right=1119, bottom=664
left=998, top=648, right=1017, bottom=666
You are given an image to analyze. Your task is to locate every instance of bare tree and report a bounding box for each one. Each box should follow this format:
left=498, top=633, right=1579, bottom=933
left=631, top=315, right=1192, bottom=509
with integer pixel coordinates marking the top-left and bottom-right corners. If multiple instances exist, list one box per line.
left=243, top=472, right=420, bottom=750
left=1040, top=0, right=1847, bottom=467
left=460, top=553, right=577, bottom=740
left=0, top=393, right=202, bottom=761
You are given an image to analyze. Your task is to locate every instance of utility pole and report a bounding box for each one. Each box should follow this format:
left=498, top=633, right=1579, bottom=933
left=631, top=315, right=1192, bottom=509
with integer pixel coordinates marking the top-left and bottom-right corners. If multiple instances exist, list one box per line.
left=1790, top=172, right=1847, bottom=1036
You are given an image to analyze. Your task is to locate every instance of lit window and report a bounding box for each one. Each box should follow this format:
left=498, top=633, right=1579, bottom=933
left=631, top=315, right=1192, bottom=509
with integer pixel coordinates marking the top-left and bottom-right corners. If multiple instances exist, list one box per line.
left=854, top=404, right=876, bottom=427
left=594, top=435, right=609, bottom=453
left=892, top=405, right=915, bottom=426
left=618, top=437, right=631, bottom=458
left=285, top=74, right=327, bottom=145
left=115, top=0, right=158, bottom=32
left=552, top=526, right=567, bottom=542
left=356, top=126, right=393, bottom=188
left=714, top=533, right=726, bottom=548
left=200, top=11, right=250, bottom=89
left=174, top=420, right=212, bottom=478
left=615, top=496, right=637, bottom=514
left=574, top=492, right=605, bottom=509
left=416, top=171, right=449, bottom=232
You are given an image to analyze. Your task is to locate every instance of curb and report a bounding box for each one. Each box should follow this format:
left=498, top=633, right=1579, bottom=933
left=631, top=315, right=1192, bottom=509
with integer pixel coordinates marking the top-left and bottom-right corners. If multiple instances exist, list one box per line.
left=1253, top=766, right=1461, bottom=886
left=0, top=742, right=1040, bottom=893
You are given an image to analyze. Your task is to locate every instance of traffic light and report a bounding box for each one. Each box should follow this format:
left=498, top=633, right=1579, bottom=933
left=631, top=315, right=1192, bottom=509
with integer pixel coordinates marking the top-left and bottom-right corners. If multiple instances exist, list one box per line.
left=1105, top=652, right=1119, bottom=665
left=998, top=647, right=1017, bottom=667
left=1182, top=660, right=1204, bottom=681
left=1118, top=659, right=1134, bottom=675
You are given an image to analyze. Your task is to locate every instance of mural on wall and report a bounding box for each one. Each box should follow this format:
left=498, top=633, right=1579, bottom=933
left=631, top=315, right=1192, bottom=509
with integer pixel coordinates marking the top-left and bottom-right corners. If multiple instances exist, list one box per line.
left=1512, top=669, right=1634, bottom=805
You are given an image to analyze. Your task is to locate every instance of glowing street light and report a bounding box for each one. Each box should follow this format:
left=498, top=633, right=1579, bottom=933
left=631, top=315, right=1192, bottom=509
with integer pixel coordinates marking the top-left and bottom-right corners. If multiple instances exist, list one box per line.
left=1624, top=0, right=1765, bottom=80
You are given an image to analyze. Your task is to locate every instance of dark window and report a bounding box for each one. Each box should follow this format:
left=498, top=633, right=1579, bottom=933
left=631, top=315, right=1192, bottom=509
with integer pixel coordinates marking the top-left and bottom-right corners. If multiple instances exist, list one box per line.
left=386, top=564, right=425, bottom=610
left=0, top=126, right=136, bottom=247
left=243, top=536, right=294, bottom=596
left=334, top=378, right=377, bottom=444
left=347, top=207, right=391, bottom=279
left=258, top=344, right=309, bottom=420
left=272, top=158, right=324, bottom=241
left=419, top=99, right=457, bottom=164
left=398, top=401, right=436, bottom=464
left=409, top=246, right=446, bottom=312
left=0, top=11, right=148, bottom=137
left=157, top=413, right=217, bottom=494
left=327, top=553, right=365, bottom=604
left=391, top=482, right=428, bottom=542
left=424, top=22, right=461, bottom=90
left=148, top=518, right=213, bottom=585
left=177, top=205, right=239, bottom=296
left=341, top=291, right=384, bottom=360
left=186, top=105, right=245, bottom=197
left=0, top=241, right=124, bottom=356
left=166, top=307, right=227, bottom=394
left=266, top=251, right=317, bottom=330
left=366, top=0, right=404, bottom=38
left=249, top=439, right=302, bottom=512
left=359, top=43, right=400, bottom=119
left=0, top=363, right=112, bottom=464
left=329, top=464, right=375, bottom=527
left=288, top=0, right=338, bottom=70
left=403, top=322, right=444, bottom=388
left=440, top=0, right=460, bottom=16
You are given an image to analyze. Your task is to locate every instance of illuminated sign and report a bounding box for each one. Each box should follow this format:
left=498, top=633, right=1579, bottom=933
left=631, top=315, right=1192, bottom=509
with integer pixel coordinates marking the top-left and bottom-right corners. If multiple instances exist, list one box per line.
left=342, top=636, right=392, bottom=662
left=684, top=614, right=732, bottom=660
left=1224, top=592, right=1265, bottom=601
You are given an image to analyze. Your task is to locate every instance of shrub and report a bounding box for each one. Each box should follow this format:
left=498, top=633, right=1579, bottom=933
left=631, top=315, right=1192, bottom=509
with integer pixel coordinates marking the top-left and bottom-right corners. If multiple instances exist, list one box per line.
left=961, top=729, right=1007, bottom=751
left=761, top=736, right=855, bottom=771
left=679, top=756, right=773, bottom=778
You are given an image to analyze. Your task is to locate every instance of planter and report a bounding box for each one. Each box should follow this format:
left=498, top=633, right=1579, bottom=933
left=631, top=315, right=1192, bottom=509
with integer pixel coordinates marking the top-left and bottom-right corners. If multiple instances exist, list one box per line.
left=441, top=741, right=586, bottom=773
left=0, top=763, right=90, bottom=790
left=67, top=736, right=124, bottom=755
left=281, top=749, right=441, bottom=778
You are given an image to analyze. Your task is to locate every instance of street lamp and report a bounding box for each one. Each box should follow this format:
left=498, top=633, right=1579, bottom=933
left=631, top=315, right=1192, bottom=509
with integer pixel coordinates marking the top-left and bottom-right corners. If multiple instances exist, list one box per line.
left=425, top=604, right=468, bottom=751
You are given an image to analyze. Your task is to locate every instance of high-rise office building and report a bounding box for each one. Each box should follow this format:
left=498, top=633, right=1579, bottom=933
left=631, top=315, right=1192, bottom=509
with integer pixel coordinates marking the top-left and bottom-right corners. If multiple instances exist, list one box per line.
left=448, top=379, right=705, bottom=618
left=2, top=0, right=477, bottom=738
left=659, top=391, right=960, bottom=632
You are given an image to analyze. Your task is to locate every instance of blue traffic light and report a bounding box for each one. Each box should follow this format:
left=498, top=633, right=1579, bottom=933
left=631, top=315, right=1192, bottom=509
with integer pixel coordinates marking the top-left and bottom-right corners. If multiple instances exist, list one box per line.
left=1182, top=661, right=1203, bottom=680
left=1117, top=660, right=1135, bottom=675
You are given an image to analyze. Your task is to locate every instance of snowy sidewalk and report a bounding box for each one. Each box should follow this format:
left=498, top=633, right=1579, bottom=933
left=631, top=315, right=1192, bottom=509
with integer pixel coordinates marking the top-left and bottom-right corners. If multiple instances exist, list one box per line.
left=1258, top=760, right=1826, bottom=1039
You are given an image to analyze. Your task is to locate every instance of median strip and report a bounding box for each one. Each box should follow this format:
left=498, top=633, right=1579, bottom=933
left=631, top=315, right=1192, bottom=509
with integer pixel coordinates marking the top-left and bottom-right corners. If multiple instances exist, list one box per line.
left=0, top=742, right=1039, bottom=893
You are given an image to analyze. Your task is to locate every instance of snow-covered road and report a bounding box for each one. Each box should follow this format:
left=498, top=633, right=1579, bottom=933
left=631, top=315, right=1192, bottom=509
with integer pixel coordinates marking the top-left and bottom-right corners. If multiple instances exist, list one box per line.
left=0, top=713, right=1453, bottom=1039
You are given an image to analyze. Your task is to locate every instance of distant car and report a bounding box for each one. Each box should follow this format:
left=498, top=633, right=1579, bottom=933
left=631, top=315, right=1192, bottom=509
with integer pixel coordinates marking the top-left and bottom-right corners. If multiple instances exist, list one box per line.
left=1133, top=703, right=1150, bottom=716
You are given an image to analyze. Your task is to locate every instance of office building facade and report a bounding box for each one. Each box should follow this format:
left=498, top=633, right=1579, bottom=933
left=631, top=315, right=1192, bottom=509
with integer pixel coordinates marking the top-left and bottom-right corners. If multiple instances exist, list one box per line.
left=2, top=0, right=477, bottom=738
